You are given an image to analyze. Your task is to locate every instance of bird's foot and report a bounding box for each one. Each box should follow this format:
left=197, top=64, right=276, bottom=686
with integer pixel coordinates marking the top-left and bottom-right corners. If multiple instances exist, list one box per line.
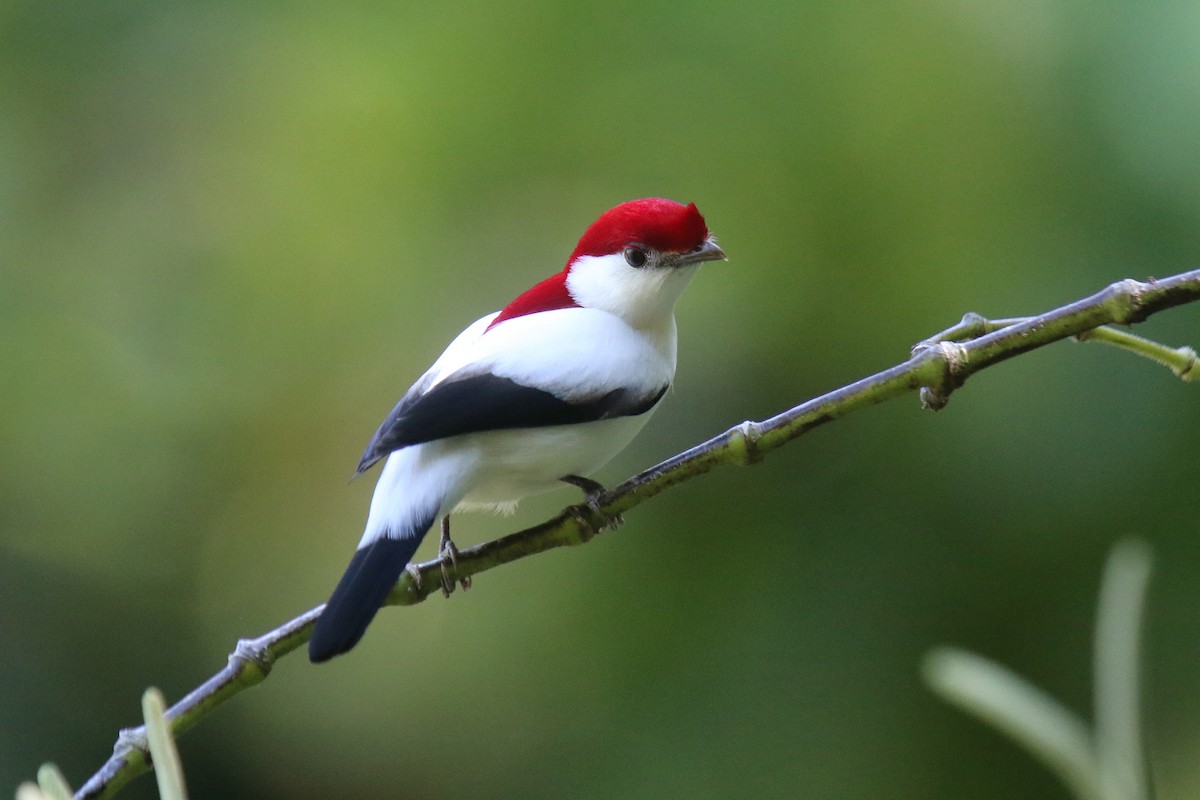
left=560, top=475, right=623, bottom=537
left=437, top=516, right=471, bottom=597
left=404, top=562, right=423, bottom=590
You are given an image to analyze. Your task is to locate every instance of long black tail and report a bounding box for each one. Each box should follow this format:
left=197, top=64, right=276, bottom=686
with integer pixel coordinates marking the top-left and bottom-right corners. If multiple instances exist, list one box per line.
left=309, top=526, right=431, bottom=663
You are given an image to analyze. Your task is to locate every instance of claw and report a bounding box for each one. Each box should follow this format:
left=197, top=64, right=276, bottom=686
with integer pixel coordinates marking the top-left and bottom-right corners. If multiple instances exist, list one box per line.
left=437, top=516, right=471, bottom=596
left=565, top=504, right=599, bottom=543
left=561, top=475, right=623, bottom=536
left=405, top=562, right=423, bottom=590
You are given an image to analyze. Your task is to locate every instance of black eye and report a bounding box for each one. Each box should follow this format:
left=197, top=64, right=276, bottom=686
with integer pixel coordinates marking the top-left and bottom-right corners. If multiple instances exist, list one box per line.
left=623, top=247, right=647, bottom=268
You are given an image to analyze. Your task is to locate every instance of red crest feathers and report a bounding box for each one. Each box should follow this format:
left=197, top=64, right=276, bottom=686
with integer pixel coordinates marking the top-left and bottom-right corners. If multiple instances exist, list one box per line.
left=568, top=198, right=710, bottom=262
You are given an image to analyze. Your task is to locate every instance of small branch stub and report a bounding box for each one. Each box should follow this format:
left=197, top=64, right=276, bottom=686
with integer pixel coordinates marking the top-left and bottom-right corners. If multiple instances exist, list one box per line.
left=730, top=420, right=765, bottom=464
left=1180, top=347, right=1199, bottom=381
left=919, top=341, right=970, bottom=410
left=112, top=727, right=149, bottom=760
left=230, top=638, right=273, bottom=677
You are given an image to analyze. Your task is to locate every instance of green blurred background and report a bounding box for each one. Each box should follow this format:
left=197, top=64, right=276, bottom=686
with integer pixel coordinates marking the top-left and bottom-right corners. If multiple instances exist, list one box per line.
left=2, top=1, right=1199, bottom=798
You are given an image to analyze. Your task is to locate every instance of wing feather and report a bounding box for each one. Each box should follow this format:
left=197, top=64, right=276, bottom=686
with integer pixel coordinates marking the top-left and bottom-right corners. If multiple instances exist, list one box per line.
left=356, top=374, right=666, bottom=474
left=355, top=307, right=674, bottom=474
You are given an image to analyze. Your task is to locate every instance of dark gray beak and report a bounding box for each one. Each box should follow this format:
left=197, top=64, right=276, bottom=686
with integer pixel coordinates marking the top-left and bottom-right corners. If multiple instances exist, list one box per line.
left=673, top=237, right=727, bottom=267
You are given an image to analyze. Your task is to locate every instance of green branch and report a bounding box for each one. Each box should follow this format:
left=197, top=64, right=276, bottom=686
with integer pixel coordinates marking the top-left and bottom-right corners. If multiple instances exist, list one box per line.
left=67, top=268, right=1200, bottom=800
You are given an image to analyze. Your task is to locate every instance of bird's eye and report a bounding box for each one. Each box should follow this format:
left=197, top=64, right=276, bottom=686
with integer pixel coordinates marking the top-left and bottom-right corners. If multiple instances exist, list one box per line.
left=623, top=247, right=648, bottom=268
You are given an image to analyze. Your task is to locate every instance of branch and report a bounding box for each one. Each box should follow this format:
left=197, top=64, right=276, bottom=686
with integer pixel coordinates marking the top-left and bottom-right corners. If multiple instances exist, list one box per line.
left=70, top=269, right=1200, bottom=800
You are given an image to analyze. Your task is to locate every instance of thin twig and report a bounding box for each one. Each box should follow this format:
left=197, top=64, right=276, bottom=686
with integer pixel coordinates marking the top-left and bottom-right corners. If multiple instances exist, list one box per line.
left=921, top=314, right=1198, bottom=380
left=71, top=269, right=1200, bottom=800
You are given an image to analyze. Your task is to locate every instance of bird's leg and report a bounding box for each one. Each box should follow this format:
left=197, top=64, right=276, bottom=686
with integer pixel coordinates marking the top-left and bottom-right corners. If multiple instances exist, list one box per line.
left=560, top=474, right=623, bottom=536
left=437, top=515, right=471, bottom=597
left=561, top=474, right=607, bottom=500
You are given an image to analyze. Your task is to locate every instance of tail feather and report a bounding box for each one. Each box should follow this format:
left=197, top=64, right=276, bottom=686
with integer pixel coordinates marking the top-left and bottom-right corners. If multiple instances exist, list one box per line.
left=309, top=529, right=429, bottom=663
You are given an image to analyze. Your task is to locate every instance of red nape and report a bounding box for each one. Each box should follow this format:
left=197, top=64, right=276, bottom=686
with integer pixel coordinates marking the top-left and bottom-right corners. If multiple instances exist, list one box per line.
left=487, top=270, right=577, bottom=330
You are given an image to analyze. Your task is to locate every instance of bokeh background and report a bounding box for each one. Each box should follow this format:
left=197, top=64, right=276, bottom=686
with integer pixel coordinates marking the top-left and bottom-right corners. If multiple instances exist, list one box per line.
left=2, top=1, right=1199, bottom=798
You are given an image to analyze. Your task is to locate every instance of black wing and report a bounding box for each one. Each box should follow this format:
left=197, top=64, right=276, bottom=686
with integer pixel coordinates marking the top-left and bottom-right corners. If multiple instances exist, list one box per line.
left=356, top=373, right=668, bottom=474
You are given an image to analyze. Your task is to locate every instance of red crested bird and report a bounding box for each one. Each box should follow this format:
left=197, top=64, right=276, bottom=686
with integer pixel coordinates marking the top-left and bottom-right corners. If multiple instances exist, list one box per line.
left=309, top=198, right=726, bottom=662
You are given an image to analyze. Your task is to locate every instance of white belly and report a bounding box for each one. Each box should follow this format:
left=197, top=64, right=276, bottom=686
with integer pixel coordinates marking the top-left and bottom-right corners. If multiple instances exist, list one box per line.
left=455, top=413, right=654, bottom=510
left=360, top=413, right=656, bottom=544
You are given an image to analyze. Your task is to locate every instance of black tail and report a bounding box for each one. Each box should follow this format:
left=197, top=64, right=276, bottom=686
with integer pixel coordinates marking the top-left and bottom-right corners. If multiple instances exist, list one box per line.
left=309, top=533, right=426, bottom=663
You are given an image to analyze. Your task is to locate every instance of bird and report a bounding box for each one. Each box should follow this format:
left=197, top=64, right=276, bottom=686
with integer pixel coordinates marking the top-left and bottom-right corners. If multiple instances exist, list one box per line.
left=308, top=197, right=726, bottom=662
